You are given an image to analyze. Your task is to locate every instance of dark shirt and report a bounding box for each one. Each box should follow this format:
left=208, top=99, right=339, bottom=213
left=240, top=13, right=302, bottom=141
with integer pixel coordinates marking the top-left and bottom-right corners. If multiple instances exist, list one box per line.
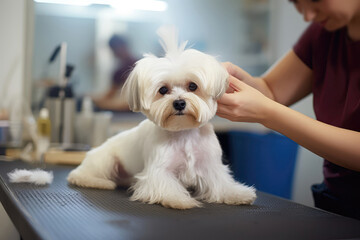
left=293, top=23, right=360, bottom=200
left=112, top=58, right=137, bottom=86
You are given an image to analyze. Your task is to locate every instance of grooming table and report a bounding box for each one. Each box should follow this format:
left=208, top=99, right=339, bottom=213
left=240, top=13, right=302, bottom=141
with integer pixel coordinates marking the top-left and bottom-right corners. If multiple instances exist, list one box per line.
left=1, top=160, right=360, bottom=240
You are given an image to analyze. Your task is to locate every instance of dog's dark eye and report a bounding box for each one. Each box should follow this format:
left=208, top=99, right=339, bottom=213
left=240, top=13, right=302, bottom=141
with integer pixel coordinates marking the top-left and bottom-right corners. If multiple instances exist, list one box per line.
left=188, top=82, right=197, bottom=92
left=159, top=86, right=168, bottom=95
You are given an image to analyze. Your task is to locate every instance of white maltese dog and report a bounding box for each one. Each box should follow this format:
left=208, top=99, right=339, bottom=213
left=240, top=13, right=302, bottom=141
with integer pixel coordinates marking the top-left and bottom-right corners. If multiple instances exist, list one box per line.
left=67, top=27, right=256, bottom=209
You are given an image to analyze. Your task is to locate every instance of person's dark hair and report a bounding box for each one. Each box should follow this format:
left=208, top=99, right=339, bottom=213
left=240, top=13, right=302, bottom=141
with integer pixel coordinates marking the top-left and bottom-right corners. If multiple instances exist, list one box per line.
left=109, top=35, right=128, bottom=49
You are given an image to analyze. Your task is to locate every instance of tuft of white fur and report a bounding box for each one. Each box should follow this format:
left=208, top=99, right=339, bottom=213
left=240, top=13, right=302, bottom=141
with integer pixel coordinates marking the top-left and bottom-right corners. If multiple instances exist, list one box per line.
left=156, top=25, right=188, bottom=60
left=8, top=169, right=53, bottom=185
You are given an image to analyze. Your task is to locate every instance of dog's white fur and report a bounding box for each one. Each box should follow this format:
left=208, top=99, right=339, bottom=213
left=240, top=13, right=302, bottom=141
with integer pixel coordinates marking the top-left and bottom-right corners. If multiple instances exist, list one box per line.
left=67, top=26, right=256, bottom=209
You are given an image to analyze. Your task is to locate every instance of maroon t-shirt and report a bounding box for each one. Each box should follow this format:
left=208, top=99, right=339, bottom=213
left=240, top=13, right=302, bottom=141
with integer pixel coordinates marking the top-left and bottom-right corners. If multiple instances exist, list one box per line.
left=293, top=23, right=360, bottom=199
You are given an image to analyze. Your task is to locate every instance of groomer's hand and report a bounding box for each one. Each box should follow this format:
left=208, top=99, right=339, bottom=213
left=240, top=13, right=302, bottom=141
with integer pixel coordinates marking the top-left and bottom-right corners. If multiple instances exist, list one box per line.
left=222, top=62, right=254, bottom=88
left=222, top=62, right=275, bottom=98
left=217, top=73, right=274, bottom=124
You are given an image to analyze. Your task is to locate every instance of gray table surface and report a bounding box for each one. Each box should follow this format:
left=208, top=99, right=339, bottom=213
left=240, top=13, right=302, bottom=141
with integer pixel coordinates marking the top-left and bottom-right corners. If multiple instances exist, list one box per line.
left=1, top=160, right=360, bottom=240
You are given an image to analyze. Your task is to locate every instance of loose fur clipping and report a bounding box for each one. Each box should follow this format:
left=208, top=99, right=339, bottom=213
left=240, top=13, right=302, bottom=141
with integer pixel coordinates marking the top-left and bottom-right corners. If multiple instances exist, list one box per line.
left=8, top=169, right=53, bottom=185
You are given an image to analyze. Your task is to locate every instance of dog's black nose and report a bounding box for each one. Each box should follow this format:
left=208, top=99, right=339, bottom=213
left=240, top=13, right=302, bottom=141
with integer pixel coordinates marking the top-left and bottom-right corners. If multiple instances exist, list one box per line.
left=173, top=99, right=186, bottom=111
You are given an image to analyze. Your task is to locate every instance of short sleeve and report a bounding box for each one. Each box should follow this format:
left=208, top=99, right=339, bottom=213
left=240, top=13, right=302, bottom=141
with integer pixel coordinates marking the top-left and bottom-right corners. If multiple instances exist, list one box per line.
left=293, top=23, right=319, bottom=69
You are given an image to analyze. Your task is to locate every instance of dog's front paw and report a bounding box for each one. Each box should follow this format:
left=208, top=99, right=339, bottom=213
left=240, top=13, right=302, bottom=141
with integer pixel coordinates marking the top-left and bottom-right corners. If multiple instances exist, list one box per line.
left=223, top=184, right=257, bottom=205
left=202, top=183, right=257, bottom=205
left=130, top=188, right=202, bottom=209
left=160, top=197, right=202, bottom=210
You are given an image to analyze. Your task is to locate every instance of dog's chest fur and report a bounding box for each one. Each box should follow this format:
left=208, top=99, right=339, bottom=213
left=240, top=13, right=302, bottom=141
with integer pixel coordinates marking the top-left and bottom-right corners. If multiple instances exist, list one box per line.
left=165, top=125, right=214, bottom=187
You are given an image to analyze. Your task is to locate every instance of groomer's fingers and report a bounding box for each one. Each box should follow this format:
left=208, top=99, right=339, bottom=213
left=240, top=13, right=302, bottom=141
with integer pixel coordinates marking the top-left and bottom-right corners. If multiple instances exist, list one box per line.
left=221, top=77, right=249, bottom=102
left=224, top=76, right=242, bottom=93
left=217, top=104, right=233, bottom=115
left=222, top=62, right=252, bottom=81
left=217, top=93, right=237, bottom=106
left=228, top=75, right=251, bottom=92
left=218, top=76, right=250, bottom=106
left=216, top=106, right=238, bottom=121
left=225, top=86, right=235, bottom=94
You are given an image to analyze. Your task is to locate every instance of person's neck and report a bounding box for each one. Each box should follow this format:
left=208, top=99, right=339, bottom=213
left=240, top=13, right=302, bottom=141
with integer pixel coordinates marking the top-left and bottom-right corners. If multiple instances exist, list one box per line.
left=348, top=9, right=360, bottom=41
left=123, top=53, right=134, bottom=62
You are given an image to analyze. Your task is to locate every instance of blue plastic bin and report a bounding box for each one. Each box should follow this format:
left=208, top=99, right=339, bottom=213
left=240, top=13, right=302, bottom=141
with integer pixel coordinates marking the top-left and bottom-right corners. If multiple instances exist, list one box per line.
left=226, top=131, right=299, bottom=199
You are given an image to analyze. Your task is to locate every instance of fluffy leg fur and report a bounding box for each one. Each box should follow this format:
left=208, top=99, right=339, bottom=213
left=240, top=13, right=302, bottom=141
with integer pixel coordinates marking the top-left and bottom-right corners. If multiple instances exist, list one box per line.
left=191, top=128, right=256, bottom=205
left=67, top=168, right=117, bottom=190
left=130, top=168, right=202, bottom=209
left=67, top=149, right=117, bottom=190
left=196, top=163, right=256, bottom=205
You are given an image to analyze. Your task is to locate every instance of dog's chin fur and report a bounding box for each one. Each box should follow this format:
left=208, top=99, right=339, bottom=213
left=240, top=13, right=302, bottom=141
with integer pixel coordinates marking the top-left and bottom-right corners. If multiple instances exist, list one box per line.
left=67, top=26, right=257, bottom=209
left=163, top=114, right=200, bottom=131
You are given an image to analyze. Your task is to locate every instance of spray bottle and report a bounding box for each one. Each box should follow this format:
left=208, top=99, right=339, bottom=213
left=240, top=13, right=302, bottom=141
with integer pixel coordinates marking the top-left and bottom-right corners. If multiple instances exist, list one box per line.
left=36, top=108, right=51, bottom=162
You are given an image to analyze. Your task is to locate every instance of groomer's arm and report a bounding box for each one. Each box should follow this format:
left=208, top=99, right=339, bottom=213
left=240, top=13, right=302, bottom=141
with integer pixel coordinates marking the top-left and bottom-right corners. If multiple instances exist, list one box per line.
left=261, top=99, right=360, bottom=171
left=218, top=51, right=360, bottom=171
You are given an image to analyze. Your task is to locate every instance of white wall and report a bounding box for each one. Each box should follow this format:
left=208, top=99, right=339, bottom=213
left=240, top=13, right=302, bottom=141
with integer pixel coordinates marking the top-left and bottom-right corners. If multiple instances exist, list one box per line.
left=0, top=0, right=32, bottom=239
left=270, top=0, right=323, bottom=207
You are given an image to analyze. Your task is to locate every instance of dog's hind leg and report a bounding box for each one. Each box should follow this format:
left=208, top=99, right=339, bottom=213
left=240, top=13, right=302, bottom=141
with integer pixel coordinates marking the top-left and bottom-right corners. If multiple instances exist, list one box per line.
left=67, top=168, right=117, bottom=190
left=67, top=144, right=120, bottom=190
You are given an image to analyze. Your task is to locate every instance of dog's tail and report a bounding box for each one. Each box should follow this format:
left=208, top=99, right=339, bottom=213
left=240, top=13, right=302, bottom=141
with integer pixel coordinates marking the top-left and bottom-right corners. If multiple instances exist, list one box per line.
left=157, top=25, right=188, bottom=59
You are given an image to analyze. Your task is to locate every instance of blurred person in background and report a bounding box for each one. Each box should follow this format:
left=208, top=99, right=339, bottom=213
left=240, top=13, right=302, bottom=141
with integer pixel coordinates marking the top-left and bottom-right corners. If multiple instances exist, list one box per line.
left=93, top=34, right=137, bottom=111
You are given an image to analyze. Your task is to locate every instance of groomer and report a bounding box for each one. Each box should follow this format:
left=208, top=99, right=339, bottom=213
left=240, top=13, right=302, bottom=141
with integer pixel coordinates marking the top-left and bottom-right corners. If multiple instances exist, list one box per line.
left=217, top=0, right=360, bottom=220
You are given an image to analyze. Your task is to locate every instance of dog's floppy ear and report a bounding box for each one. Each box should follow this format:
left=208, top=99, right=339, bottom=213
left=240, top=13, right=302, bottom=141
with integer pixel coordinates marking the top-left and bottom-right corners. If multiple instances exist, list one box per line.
left=121, top=66, right=142, bottom=112
left=211, top=64, right=229, bottom=100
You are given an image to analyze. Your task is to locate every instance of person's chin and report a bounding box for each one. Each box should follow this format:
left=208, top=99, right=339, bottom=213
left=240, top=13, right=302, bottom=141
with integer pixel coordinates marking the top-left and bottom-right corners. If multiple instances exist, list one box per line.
left=322, top=21, right=344, bottom=32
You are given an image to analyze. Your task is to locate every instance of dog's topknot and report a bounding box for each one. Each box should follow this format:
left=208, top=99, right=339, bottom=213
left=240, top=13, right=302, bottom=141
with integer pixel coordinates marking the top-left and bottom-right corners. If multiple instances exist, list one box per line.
left=157, top=25, right=188, bottom=60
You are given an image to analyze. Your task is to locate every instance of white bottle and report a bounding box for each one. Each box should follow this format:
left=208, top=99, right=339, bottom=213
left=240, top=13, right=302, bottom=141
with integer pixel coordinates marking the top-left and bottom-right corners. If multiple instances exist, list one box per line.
left=75, top=97, right=94, bottom=146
